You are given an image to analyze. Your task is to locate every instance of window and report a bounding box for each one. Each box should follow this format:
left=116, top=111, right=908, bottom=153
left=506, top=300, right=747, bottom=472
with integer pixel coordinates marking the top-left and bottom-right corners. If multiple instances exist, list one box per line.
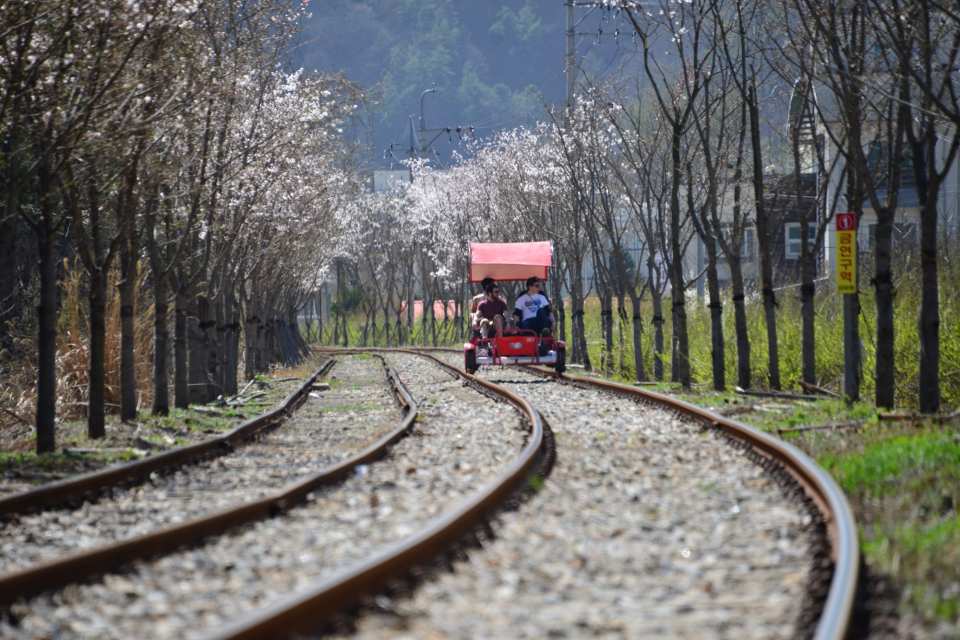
left=865, top=141, right=916, bottom=190
left=742, top=228, right=756, bottom=262
left=863, top=222, right=917, bottom=251
left=785, top=223, right=817, bottom=259
left=716, top=227, right=756, bottom=262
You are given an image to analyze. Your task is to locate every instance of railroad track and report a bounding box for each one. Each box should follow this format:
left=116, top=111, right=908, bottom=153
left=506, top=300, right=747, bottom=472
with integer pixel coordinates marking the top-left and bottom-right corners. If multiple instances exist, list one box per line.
left=1, top=348, right=857, bottom=639
left=0, top=355, right=412, bottom=619
left=376, top=351, right=859, bottom=638
left=512, top=364, right=856, bottom=639
left=0, top=358, right=335, bottom=517
left=219, top=348, right=856, bottom=639
left=0, top=351, right=550, bottom=640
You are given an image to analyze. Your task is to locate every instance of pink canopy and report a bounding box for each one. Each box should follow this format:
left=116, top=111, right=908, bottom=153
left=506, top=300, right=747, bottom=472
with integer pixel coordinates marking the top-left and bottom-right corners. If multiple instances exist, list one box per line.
left=469, top=241, right=552, bottom=283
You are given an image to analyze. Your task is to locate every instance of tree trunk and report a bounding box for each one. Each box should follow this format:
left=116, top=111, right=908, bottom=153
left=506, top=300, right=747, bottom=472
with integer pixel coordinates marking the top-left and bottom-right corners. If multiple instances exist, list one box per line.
left=570, top=265, right=590, bottom=370
left=174, top=290, right=190, bottom=409
left=87, top=269, right=107, bottom=439
left=651, top=288, right=665, bottom=382
left=630, top=292, right=645, bottom=382
left=874, top=213, right=896, bottom=408
left=600, top=287, right=613, bottom=375
left=669, top=126, right=690, bottom=388
left=223, top=291, right=239, bottom=396
left=119, top=236, right=137, bottom=421
left=289, top=308, right=306, bottom=362
left=152, top=277, right=170, bottom=416
left=0, top=214, right=16, bottom=352
left=551, top=270, right=566, bottom=345
left=843, top=291, right=861, bottom=402
left=800, top=252, right=816, bottom=387
left=189, top=295, right=211, bottom=404
left=706, top=247, right=725, bottom=391
left=918, top=186, right=940, bottom=413
left=671, top=326, right=679, bottom=383
left=617, top=295, right=628, bottom=375
left=35, top=228, right=58, bottom=453
left=260, top=320, right=272, bottom=369
left=728, top=258, right=751, bottom=389
left=405, top=281, right=414, bottom=343
left=0, top=133, right=21, bottom=352
left=244, top=317, right=258, bottom=380
left=750, top=86, right=780, bottom=390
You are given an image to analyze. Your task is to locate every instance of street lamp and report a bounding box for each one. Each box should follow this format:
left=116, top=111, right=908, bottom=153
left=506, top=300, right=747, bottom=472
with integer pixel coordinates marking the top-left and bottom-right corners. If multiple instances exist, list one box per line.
left=419, top=87, right=438, bottom=132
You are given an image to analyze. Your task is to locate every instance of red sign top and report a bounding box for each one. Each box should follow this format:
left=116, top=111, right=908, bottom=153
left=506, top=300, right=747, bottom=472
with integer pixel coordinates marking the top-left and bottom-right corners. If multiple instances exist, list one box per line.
left=836, top=212, right=857, bottom=231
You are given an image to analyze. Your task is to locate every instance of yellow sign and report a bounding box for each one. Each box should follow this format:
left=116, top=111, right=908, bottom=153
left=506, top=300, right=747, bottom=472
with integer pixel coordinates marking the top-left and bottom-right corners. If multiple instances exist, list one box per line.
left=836, top=229, right=857, bottom=294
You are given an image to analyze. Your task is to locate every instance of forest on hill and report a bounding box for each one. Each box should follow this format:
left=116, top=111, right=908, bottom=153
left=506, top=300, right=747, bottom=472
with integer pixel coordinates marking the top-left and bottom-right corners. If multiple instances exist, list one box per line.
left=298, top=1, right=626, bottom=164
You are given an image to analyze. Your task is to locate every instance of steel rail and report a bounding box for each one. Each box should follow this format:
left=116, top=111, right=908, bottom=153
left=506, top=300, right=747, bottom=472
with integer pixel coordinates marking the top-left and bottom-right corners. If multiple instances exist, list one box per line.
left=0, top=359, right=336, bottom=518
left=515, top=364, right=859, bottom=640
left=207, top=348, right=548, bottom=640
left=0, top=355, right=417, bottom=608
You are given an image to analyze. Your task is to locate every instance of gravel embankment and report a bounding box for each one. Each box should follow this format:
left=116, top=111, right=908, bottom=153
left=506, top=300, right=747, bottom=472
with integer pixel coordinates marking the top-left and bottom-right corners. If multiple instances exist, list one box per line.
left=0, top=355, right=397, bottom=574
left=3, top=353, right=526, bottom=640
left=341, top=365, right=815, bottom=639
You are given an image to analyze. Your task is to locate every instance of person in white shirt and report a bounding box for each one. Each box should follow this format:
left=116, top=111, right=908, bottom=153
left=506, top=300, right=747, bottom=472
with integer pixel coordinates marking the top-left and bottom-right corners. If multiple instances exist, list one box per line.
left=513, top=276, right=553, bottom=335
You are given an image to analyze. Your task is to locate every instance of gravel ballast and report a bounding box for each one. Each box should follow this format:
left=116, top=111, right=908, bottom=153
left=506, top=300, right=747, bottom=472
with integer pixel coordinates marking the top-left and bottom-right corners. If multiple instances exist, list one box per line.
left=0, top=355, right=396, bottom=574
left=340, top=365, right=816, bottom=639
left=3, top=353, right=526, bottom=640
left=0, top=367, right=315, bottom=498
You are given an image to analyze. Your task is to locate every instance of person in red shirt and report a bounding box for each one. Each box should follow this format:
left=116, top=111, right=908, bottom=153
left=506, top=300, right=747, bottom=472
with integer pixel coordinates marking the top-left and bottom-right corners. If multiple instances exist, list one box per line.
left=476, top=283, right=507, bottom=338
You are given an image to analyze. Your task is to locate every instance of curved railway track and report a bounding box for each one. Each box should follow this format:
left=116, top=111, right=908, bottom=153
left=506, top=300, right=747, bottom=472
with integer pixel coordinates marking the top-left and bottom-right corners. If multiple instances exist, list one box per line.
left=512, top=362, right=858, bottom=640
left=203, top=349, right=552, bottom=640
left=318, top=348, right=857, bottom=640
left=0, top=347, right=857, bottom=639
left=0, top=351, right=550, bottom=640
left=0, top=358, right=335, bottom=517
left=0, top=354, right=414, bottom=607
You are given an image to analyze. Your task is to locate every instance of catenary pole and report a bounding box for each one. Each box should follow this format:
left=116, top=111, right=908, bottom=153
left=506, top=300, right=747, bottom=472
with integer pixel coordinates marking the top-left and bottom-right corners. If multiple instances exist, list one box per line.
left=566, top=0, right=575, bottom=113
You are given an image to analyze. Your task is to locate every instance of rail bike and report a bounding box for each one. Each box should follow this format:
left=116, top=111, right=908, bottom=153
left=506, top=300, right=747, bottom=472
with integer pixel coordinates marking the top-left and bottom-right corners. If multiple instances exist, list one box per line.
left=463, top=241, right=566, bottom=375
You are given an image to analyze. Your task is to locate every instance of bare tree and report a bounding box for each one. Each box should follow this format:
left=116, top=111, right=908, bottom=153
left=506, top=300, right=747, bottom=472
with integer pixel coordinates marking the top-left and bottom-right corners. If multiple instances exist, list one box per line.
left=869, top=0, right=960, bottom=412
left=624, top=0, right=717, bottom=387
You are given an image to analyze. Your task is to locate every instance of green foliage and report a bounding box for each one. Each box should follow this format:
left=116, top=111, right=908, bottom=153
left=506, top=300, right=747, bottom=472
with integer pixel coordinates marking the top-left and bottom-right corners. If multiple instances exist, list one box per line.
left=490, top=4, right=544, bottom=42
left=0, top=449, right=140, bottom=473
left=298, top=1, right=560, bottom=159
left=819, top=432, right=960, bottom=497
left=565, top=258, right=960, bottom=409
left=526, top=473, right=545, bottom=492
left=812, top=425, right=960, bottom=626
left=330, top=286, right=363, bottom=315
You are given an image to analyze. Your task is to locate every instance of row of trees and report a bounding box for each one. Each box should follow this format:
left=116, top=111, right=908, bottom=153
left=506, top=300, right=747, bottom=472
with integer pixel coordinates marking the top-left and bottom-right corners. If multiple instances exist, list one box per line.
left=327, top=0, right=958, bottom=414
left=619, top=0, right=959, bottom=413
left=1, top=1, right=360, bottom=453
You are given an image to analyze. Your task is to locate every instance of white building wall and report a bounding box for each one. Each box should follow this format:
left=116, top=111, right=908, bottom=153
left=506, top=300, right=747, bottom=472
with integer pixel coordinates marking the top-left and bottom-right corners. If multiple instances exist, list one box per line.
left=823, top=131, right=960, bottom=273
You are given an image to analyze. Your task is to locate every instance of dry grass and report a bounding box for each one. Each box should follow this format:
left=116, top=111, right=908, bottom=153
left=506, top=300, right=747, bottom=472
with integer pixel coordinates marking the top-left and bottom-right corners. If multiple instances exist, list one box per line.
left=0, top=260, right=155, bottom=443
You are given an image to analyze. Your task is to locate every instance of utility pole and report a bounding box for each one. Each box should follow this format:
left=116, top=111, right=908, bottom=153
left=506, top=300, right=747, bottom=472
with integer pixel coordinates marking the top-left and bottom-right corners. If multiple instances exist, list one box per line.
left=401, top=88, right=475, bottom=161
left=566, top=0, right=576, bottom=113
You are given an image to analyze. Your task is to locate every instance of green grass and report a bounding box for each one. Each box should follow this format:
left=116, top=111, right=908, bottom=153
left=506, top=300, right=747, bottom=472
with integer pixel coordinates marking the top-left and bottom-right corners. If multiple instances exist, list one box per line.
left=322, top=401, right=382, bottom=413
left=817, top=427, right=960, bottom=627
left=820, top=432, right=960, bottom=498
left=0, top=449, right=142, bottom=474
left=557, top=261, right=960, bottom=411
